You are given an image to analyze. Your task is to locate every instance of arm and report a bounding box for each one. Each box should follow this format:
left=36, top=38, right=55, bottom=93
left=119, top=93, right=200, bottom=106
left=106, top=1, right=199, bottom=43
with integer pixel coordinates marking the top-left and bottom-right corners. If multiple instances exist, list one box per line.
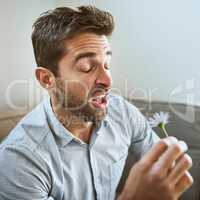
left=0, top=145, right=53, bottom=200
left=128, top=103, right=160, bottom=159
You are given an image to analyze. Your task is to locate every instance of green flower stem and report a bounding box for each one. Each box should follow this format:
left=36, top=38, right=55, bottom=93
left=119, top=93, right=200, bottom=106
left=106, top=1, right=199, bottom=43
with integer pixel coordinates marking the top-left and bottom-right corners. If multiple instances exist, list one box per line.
left=159, top=123, right=169, bottom=138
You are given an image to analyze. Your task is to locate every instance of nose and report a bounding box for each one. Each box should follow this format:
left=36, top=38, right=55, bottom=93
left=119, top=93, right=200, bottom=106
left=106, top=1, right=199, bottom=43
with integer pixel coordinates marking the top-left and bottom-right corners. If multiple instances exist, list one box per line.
left=95, top=66, right=112, bottom=89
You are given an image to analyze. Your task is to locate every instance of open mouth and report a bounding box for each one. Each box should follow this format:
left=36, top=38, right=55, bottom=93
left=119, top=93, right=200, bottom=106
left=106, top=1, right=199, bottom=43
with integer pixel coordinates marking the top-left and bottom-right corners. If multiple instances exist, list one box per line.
left=89, top=94, right=108, bottom=109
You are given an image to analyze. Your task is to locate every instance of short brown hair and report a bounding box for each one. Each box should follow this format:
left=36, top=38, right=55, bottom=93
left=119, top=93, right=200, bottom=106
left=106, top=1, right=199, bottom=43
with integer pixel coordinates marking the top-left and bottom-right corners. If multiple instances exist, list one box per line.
left=31, top=5, right=115, bottom=76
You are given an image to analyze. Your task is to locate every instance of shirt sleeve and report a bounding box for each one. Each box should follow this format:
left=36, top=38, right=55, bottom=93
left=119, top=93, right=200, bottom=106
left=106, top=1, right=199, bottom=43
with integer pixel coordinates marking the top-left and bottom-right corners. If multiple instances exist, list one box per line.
left=126, top=101, right=160, bottom=160
left=0, top=144, right=53, bottom=200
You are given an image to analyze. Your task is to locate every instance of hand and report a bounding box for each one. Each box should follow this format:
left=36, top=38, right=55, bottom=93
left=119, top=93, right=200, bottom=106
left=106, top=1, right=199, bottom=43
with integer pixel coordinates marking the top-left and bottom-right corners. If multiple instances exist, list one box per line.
left=118, top=137, right=193, bottom=200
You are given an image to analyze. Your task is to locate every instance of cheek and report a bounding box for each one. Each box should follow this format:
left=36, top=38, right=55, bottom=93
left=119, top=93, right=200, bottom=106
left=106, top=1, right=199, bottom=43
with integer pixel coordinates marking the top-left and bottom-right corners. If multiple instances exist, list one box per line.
left=66, top=80, right=90, bottom=99
left=76, top=76, right=96, bottom=93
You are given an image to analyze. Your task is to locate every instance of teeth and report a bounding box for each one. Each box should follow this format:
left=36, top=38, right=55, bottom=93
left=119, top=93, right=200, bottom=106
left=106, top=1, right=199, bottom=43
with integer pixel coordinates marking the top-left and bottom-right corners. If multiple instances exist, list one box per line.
left=90, top=94, right=106, bottom=102
left=96, top=95, right=105, bottom=100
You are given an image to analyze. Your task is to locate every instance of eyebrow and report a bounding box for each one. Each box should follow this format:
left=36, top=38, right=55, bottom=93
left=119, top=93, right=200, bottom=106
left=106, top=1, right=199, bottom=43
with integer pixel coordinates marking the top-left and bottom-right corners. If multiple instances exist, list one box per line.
left=75, top=50, right=112, bottom=63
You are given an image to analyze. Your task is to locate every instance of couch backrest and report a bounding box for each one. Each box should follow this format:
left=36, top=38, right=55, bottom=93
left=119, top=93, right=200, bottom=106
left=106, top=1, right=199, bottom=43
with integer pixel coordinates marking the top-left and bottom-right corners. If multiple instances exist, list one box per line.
left=0, top=112, right=26, bottom=141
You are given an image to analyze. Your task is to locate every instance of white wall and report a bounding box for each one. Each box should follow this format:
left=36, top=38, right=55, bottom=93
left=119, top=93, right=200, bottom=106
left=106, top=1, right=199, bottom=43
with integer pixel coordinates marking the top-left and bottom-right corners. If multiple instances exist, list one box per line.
left=0, top=0, right=200, bottom=115
left=0, top=0, right=55, bottom=113
left=56, top=0, right=200, bottom=106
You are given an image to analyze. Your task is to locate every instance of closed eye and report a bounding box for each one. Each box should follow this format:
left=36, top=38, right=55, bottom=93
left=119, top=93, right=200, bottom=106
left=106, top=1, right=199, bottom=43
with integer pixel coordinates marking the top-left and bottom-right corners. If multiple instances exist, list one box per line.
left=77, top=59, right=111, bottom=73
left=84, top=65, right=97, bottom=73
left=77, top=63, right=98, bottom=73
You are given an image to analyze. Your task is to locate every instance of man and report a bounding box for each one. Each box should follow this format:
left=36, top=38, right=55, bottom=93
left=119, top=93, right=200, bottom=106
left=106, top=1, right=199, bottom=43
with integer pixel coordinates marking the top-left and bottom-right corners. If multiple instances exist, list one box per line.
left=0, top=6, right=193, bottom=200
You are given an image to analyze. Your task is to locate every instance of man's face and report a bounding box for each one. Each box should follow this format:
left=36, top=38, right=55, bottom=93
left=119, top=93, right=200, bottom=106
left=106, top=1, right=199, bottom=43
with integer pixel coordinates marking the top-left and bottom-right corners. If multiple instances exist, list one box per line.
left=54, top=32, right=112, bottom=124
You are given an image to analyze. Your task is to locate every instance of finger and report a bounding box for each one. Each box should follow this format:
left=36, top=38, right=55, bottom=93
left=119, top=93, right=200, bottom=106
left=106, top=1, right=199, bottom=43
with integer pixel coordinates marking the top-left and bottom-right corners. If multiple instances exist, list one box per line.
left=175, top=171, right=194, bottom=196
left=140, top=137, right=178, bottom=168
left=167, top=154, right=192, bottom=184
left=162, top=136, right=178, bottom=147
left=156, top=140, right=188, bottom=172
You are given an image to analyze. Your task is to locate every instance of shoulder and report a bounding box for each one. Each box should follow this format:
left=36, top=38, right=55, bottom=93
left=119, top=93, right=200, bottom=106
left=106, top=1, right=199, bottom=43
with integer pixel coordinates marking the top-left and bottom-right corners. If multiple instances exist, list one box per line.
left=107, top=94, right=142, bottom=123
left=107, top=95, right=151, bottom=138
left=0, top=99, right=51, bottom=152
left=0, top=100, right=54, bottom=186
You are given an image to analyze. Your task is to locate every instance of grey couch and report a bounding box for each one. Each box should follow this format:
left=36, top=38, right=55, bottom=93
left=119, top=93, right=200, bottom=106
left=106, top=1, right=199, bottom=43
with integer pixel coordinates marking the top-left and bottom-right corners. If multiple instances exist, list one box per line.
left=0, top=100, right=199, bottom=199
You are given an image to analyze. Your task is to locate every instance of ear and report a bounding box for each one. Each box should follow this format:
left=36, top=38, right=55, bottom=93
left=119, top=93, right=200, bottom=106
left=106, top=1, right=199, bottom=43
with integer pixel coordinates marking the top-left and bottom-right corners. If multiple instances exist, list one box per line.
left=35, top=67, right=56, bottom=89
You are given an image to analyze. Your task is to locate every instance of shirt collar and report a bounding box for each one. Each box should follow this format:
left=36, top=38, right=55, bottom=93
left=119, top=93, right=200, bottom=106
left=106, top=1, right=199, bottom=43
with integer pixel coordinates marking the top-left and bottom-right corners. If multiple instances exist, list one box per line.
left=43, top=96, right=110, bottom=147
left=44, top=96, right=74, bottom=147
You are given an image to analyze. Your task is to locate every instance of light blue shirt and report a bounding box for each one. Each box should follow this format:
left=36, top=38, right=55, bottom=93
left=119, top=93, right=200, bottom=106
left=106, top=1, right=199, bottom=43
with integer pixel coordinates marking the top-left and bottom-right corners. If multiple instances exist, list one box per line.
left=0, top=95, right=159, bottom=200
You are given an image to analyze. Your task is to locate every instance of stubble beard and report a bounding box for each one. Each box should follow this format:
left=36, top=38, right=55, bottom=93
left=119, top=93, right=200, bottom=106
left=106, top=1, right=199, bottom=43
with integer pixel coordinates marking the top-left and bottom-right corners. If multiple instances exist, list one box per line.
left=54, top=84, right=108, bottom=127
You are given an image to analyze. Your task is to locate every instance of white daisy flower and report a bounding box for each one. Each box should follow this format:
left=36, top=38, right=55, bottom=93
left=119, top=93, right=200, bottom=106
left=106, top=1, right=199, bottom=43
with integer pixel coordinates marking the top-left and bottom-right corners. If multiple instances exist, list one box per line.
left=148, top=111, right=170, bottom=137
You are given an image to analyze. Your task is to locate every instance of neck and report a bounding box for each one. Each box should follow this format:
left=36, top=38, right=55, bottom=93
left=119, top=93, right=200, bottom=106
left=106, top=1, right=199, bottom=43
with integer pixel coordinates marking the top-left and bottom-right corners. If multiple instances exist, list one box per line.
left=50, top=97, right=93, bottom=143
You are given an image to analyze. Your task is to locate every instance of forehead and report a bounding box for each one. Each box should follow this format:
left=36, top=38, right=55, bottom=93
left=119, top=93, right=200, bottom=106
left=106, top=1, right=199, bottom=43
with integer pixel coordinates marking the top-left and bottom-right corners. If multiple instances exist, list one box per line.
left=66, top=33, right=111, bottom=55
